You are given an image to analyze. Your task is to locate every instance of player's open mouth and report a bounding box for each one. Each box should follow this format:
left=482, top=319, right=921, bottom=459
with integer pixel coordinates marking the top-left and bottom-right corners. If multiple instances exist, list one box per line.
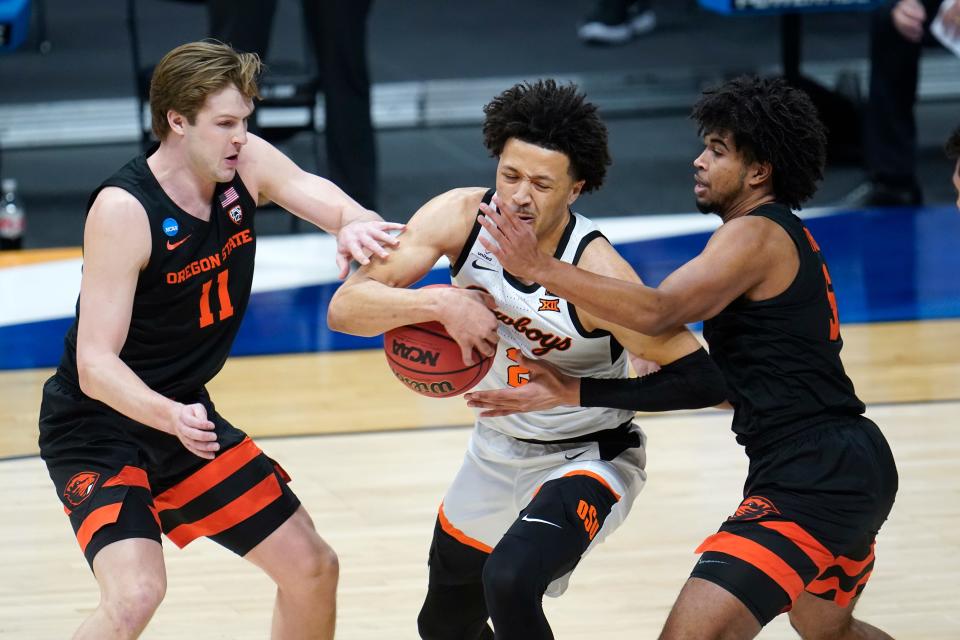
left=694, top=176, right=707, bottom=196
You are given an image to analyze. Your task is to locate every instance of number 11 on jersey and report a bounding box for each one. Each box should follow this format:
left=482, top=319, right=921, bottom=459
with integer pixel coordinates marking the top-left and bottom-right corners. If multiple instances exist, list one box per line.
left=199, top=269, right=234, bottom=328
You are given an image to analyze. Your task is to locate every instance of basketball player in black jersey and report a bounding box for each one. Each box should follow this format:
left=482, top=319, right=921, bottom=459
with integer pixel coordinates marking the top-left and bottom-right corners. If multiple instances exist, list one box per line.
left=473, top=76, right=899, bottom=639
left=38, top=41, right=401, bottom=639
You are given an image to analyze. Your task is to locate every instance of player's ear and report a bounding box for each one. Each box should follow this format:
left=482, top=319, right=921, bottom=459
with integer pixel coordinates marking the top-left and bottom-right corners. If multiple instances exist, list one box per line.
left=167, top=110, right=187, bottom=137
left=748, top=161, right=772, bottom=189
left=567, top=179, right=586, bottom=206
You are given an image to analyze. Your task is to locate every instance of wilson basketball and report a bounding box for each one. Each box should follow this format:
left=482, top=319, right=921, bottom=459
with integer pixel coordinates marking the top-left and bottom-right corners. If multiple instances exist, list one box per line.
left=384, top=321, right=492, bottom=398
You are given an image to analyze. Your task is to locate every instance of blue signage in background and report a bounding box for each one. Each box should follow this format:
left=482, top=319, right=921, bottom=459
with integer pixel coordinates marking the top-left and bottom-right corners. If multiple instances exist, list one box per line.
left=698, top=0, right=884, bottom=16
left=0, top=0, right=30, bottom=52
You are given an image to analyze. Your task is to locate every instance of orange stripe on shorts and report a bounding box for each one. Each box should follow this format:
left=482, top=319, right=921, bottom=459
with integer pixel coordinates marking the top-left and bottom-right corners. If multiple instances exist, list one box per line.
left=164, top=473, right=282, bottom=548
left=103, top=466, right=151, bottom=491
left=76, top=502, right=123, bottom=553
left=807, top=571, right=872, bottom=607
left=438, top=502, right=493, bottom=554
left=758, top=520, right=834, bottom=575
left=696, top=531, right=805, bottom=600
left=155, top=437, right=261, bottom=512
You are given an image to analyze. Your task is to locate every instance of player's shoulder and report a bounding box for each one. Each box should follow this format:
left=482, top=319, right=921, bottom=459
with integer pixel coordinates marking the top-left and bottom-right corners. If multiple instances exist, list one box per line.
left=88, top=186, right=148, bottom=224
left=573, top=227, right=640, bottom=283
left=420, top=187, right=489, bottom=217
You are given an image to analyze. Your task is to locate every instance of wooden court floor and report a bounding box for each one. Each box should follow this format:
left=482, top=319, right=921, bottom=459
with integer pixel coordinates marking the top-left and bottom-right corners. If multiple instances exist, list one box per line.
left=1, top=319, right=959, bottom=638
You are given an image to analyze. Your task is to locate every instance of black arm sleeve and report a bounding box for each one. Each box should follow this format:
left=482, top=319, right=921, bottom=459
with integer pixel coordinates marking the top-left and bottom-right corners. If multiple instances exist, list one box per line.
left=580, top=347, right=728, bottom=412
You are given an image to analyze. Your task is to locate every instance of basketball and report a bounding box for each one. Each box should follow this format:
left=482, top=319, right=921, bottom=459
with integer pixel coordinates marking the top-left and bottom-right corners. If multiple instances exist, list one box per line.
left=384, top=321, right=492, bottom=398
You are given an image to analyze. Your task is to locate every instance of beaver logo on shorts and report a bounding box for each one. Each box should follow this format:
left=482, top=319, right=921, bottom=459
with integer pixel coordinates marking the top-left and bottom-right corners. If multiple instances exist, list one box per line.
left=63, top=471, right=100, bottom=507
left=728, top=495, right=780, bottom=522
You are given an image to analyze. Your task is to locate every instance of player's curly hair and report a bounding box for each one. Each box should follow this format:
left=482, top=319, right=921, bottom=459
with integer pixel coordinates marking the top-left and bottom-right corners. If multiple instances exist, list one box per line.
left=691, top=76, right=826, bottom=210
left=945, top=125, right=960, bottom=160
left=482, top=79, right=610, bottom=193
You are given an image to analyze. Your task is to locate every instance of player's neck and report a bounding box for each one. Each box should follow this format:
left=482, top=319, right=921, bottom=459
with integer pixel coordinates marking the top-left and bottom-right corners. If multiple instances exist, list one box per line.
left=721, top=191, right=777, bottom=223
left=535, top=208, right=572, bottom=257
left=148, top=143, right=217, bottom=221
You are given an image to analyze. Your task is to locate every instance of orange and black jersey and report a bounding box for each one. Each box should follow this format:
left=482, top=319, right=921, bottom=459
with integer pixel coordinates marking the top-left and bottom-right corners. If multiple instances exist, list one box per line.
left=57, top=145, right=257, bottom=399
left=703, top=203, right=865, bottom=453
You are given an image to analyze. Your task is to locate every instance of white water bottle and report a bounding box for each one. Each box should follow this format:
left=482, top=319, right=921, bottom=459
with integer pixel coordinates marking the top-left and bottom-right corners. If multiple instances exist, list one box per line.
left=0, top=178, right=25, bottom=250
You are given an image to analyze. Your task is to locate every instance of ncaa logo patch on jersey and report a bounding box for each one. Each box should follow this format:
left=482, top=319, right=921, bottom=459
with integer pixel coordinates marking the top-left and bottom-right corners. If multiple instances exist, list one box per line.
left=228, top=205, right=243, bottom=225
left=162, top=217, right=180, bottom=237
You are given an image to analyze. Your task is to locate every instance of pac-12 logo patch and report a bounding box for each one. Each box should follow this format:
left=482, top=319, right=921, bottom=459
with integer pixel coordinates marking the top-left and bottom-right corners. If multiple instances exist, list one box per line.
left=162, top=218, right=180, bottom=237
left=228, top=205, right=243, bottom=225
left=63, top=471, right=100, bottom=507
left=728, top=495, right=780, bottom=522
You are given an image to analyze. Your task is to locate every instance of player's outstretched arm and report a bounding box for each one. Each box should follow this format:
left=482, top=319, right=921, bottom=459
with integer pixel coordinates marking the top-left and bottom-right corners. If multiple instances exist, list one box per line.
left=244, top=134, right=405, bottom=278
left=327, top=188, right=500, bottom=365
left=465, top=236, right=728, bottom=416
left=75, top=189, right=220, bottom=458
left=478, top=199, right=773, bottom=335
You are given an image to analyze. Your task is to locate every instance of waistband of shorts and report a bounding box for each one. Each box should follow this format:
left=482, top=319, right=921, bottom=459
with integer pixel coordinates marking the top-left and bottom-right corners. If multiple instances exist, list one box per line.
left=514, top=419, right=641, bottom=461
left=513, top=418, right=636, bottom=446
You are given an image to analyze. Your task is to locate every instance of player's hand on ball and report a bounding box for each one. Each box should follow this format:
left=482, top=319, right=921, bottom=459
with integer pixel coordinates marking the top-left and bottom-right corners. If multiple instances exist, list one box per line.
left=465, top=353, right=579, bottom=417
left=172, top=402, right=219, bottom=460
left=437, top=288, right=499, bottom=366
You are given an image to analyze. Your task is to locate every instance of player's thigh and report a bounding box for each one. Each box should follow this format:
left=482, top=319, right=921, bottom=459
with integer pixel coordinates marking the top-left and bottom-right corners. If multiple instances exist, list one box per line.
left=243, top=505, right=337, bottom=585
left=788, top=591, right=861, bottom=639
left=91, top=537, right=167, bottom=603
left=659, top=577, right=761, bottom=640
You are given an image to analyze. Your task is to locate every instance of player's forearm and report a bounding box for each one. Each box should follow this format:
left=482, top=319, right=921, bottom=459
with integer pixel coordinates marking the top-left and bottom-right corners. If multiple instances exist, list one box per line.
left=77, top=353, right=178, bottom=433
left=328, top=280, right=447, bottom=337
left=532, top=257, right=675, bottom=335
left=580, top=348, right=727, bottom=412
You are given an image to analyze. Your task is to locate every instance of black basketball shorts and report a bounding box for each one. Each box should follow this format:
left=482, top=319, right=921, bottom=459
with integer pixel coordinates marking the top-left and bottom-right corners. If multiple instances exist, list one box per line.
left=690, top=417, right=898, bottom=625
left=39, top=375, right=301, bottom=568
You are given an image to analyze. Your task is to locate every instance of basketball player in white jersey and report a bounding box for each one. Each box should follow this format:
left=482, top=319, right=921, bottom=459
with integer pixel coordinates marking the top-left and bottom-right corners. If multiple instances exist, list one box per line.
left=327, top=80, right=727, bottom=640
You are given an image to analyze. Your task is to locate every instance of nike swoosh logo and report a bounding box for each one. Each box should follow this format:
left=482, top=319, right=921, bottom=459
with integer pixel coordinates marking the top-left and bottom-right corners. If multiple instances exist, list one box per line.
left=521, top=514, right=562, bottom=529
left=471, top=258, right=497, bottom=272
left=564, top=449, right=589, bottom=461
left=166, top=234, right=192, bottom=250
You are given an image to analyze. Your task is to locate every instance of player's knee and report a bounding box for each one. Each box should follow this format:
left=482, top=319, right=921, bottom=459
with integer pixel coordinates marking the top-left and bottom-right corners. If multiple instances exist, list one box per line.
left=101, top=571, right=166, bottom=633
left=482, top=536, right=542, bottom=607
left=299, top=538, right=340, bottom=589
left=788, top=609, right=852, bottom=640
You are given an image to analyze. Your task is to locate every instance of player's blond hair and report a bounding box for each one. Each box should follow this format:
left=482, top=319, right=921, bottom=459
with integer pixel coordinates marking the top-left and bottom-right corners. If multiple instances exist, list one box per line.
left=149, top=41, right=261, bottom=140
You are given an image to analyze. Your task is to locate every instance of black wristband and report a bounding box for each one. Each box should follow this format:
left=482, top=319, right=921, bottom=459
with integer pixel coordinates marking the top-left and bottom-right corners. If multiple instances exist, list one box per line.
left=580, top=347, right=727, bottom=412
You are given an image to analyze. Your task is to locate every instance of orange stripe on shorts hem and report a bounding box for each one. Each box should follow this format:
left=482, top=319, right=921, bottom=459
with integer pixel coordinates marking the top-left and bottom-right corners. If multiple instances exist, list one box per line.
left=155, top=437, right=261, bottom=512
left=807, top=571, right=872, bottom=607
left=438, top=502, right=493, bottom=554
left=696, top=531, right=805, bottom=600
left=758, top=520, right=834, bottom=575
left=164, top=472, right=282, bottom=548
left=76, top=502, right=123, bottom=553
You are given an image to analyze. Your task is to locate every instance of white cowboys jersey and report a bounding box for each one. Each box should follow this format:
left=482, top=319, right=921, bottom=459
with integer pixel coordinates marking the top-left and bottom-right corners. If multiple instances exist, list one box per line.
left=451, top=201, right=635, bottom=440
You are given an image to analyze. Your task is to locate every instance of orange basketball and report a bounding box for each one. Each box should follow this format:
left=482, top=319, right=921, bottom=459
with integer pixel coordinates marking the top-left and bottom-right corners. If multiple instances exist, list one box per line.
left=384, top=321, right=492, bottom=398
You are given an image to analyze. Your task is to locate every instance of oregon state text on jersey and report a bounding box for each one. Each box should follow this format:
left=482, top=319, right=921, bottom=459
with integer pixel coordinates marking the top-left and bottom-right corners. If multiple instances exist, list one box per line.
left=451, top=191, right=634, bottom=441
left=56, top=145, right=258, bottom=399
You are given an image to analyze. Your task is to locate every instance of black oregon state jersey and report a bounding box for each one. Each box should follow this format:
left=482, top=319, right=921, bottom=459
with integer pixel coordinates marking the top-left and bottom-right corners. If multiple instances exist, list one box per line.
left=57, top=145, right=257, bottom=399
left=702, top=203, right=865, bottom=452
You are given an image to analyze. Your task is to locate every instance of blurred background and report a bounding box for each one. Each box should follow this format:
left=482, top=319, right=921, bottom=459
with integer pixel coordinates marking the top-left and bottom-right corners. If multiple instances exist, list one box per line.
left=1, top=0, right=958, bottom=248
left=2, top=3, right=960, bottom=638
